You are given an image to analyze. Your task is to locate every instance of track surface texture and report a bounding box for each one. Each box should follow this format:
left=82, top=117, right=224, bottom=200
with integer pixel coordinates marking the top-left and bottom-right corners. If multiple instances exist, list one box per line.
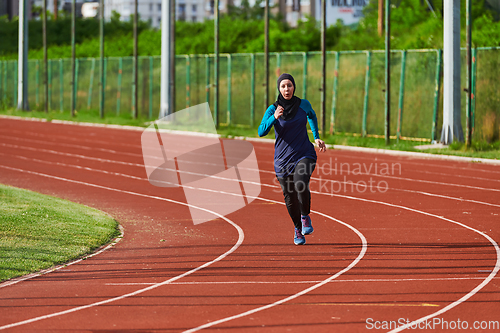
left=0, top=118, right=499, bottom=332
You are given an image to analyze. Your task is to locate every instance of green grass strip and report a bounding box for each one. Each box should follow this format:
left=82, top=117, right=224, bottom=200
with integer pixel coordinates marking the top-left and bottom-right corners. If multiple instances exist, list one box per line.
left=0, top=184, right=120, bottom=282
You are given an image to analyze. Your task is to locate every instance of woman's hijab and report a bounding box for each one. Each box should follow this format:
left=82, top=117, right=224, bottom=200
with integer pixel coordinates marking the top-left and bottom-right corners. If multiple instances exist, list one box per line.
left=273, top=73, right=301, bottom=121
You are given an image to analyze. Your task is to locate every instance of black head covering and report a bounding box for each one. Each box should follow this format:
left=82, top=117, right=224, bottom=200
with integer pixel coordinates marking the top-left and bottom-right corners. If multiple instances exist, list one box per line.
left=273, top=73, right=301, bottom=121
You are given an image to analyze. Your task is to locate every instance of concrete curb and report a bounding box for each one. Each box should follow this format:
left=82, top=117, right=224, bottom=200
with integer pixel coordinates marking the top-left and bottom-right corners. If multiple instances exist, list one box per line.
left=328, top=144, right=500, bottom=165
left=1, top=115, right=499, bottom=165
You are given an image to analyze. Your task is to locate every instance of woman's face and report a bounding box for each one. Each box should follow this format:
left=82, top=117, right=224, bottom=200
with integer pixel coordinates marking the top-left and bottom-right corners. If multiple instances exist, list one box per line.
left=279, top=79, right=294, bottom=100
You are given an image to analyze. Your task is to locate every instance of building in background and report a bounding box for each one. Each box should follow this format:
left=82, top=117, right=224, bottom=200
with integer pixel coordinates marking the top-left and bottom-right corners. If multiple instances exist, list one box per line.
left=31, top=0, right=56, bottom=16
left=314, top=0, right=367, bottom=27
left=0, top=0, right=32, bottom=20
left=104, top=0, right=206, bottom=28
left=102, top=0, right=315, bottom=28
left=283, top=0, right=313, bottom=27
left=0, top=0, right=18, bottom=20
left=30, top=0, right=85, bottom=18
left=1, top=0, right=365, bottom=28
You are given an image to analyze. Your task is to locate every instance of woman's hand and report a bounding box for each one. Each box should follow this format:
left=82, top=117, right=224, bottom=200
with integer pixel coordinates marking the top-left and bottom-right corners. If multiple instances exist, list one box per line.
left=274, top=105, right=284, bottom=119
left=315, top=139, right=327, bottom=153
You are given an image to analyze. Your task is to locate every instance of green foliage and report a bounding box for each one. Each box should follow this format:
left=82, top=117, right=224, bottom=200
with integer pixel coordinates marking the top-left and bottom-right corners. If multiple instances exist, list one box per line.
left=473, top=12, right=500, bottom=46
left=449, top=140, right=500, bottom=152
left=227, top=0, right=265, bottom=20
left=0, top=11, right=150, bottom=59
left=0, top=8, right=341, bottom=59
left=335, top=0, right=500, bottom=50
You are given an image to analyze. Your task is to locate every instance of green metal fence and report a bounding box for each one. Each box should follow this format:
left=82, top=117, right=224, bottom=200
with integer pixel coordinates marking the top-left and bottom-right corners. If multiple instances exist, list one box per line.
left=1, top=48, right=499, bottom=142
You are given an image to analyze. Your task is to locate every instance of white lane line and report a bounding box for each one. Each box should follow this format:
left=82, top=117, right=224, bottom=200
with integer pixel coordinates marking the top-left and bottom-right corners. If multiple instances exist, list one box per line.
left=2, top=146, right=499, bottom=330
left=0, top=165, right=245, bottom=331
left=255, top=143, right=500, bottom=173
left=183, top=193, right=499, bottom=332
left=413, top=169, right=500, bottom=183
left=316, top=193, right=500, bottom=333
left=0, top=142, right=142, bottom=167
left=3, top=141, right=500, bottom=195
left=104, top=276, right=499, bottom=286
left=2, top=122, right=499, bottom=332
left=3, top=117, right=500, bottom=172
left=356, top=172, right=500, bottom=193
left=182, top=208, right=367, bottom=333
left=178, top=183, right=499, bottom=330
left=2, top=150, right=500, bottom=210
left=0, top=134, right=140, bottom=158
left=1, top=127, right=139, bottom=150
left=0, top=164, right=368, bottom=332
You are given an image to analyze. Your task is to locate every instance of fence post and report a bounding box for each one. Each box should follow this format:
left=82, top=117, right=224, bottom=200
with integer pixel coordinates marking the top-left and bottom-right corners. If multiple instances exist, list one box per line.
left=117, top=57, right=123, bottom=115
left=206, top=55, right=210, bottom=113
left=471, top=48, right=477, bottom=134
left=88, top=58, right=95, bottom=110
left=36, top=60, right=40, bottom=107
left=397, top=50, right=407, bottom=143
left=227, top=54, right=232, bottom=126
left=103, top=58, right=107, bottom=116
left=275, top=53, right=281, bottom=100
left=14, top=61, right=18, bottom=107
left=250, top=53, right=255, bottom=127
left=0, top=61, right=2, bottom=104
left=131, top=57, right=137, bottom=117
left=186, top=55, right=191, bottom=108
left=149, top=56, right=153, bottom=119
left=303, top=52, right=307, bottom=99
left=362, top=51, right=371, bottom=137
left=432, top=49, right=443, bottom=141
left=74, top=58, right=79, bottom=112
left=59, top=59, right=64, bottom=111
left=3, top=62, right=6, bottom=103
left=48, top=60, right=52, bottom=111
left=330, top=52, right=339, bottom=135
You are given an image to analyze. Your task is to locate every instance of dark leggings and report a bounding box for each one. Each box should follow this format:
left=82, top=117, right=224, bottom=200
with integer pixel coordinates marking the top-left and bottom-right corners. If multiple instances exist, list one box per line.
left=277, top=158, right=316, bottom=230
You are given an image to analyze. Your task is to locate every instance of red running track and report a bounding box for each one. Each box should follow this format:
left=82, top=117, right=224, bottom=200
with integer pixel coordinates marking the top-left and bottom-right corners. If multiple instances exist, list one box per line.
left=0, top=117, right=499, bottom=332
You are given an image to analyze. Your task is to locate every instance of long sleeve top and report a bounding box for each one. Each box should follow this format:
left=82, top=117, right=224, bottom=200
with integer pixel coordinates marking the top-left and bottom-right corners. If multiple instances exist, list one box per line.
left=258, top=99, right=320, bottom=178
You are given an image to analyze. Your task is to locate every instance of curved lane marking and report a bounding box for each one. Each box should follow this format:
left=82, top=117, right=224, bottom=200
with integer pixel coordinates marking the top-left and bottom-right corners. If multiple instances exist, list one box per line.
left=183, top=192, right=499, bottom=332
left=317, top=192, right=500, bottom=333
left=3, top=123, right=500, bottom=173
left=0, top=164, right=367, bottom=332
left=2, top=150, right=500, bottom=210
left=183, top=195, right=368, bottom=333
left=2, top=142, right=500, bottom=194
left=1, top=141, right=498, bottom=331
left=0, top=164, right=368, bottom=332
left=0, top=165, right=245, bottom=331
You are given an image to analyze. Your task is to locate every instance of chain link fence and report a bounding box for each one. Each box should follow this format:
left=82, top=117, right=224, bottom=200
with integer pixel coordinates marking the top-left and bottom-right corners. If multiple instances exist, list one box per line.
left=1, top=48, right=499, bottom=141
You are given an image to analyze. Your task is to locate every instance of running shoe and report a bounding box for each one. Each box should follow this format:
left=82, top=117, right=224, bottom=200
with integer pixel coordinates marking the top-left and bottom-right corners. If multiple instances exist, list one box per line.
left=301, top=215, right=314, bottom=235
left=294, top=227, right=306, bottom=245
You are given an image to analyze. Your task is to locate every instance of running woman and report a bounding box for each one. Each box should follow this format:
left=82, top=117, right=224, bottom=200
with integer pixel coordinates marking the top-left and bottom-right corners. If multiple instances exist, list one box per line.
left=258, top=73, right=326, bottom=245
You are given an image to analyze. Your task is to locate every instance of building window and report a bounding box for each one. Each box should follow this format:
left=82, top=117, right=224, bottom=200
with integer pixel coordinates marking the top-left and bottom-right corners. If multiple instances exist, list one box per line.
left=178, top=3, right=186, bottom=20
left=192, top=4, right=197, bottom=12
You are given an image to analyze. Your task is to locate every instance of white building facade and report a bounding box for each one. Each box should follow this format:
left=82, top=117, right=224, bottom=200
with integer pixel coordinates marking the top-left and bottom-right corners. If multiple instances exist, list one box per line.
left=29, top=0, right=367, bottom=28
left=104, top=0, right=207, bottom=27
left=314, top=0, right=368, bottom=26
